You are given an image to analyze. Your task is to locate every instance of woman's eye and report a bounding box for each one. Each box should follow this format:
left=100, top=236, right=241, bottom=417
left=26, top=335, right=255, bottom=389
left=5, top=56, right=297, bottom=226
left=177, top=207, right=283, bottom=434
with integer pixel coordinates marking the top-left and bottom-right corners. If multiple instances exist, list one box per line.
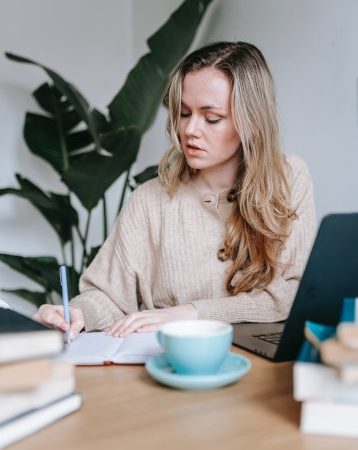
left=180, top=112, right=191, bottom=118
left=206, top=118, right=221, bottom=124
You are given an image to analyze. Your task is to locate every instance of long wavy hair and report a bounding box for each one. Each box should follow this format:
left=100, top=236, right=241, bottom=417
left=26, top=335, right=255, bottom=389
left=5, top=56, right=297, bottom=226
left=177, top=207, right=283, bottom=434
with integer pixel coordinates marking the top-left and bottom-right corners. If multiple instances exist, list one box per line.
left=158, top=41, right=296, bottom=295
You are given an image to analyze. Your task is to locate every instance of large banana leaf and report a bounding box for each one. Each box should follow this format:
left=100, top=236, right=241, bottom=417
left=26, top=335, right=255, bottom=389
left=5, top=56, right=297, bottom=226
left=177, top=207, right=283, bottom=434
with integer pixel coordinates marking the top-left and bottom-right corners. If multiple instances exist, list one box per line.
left=86, top=246, right=101, bottom=268
left=66, top=266, right=81, bottom=298
left=33, top=83, right=82, bottom=128
left=5, top=53, right=102, bottom=152
left=4, top=0, right=212, bottom=213
left=130, top=166, right=159, bottom=191
left=5, top=55, right=139, bottom=211
left=108, top=0, right=213, bottom=132
left=62, top=126, right=140, bottom=211
left=4, top=56, right=111, bottom=212
left=0, top=256, right=80, bottom=303
left=148, top=0, right=212, bottom=73
left=0, top=254, right=61, bottom=294
left=24, top=83, right=107, bottom=176
left=24, top=112, right=67, bottom=174
left=1, top=289, right=48, bottom=307
left=0, top=175, right=78, bottom=245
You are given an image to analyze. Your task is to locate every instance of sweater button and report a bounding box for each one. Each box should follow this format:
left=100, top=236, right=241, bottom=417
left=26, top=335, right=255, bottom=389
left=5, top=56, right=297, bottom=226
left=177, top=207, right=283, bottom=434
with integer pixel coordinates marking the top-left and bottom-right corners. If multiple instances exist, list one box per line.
left=226, top=189, right=237, bottom=203
left=217, top=248, right=227, bottom=262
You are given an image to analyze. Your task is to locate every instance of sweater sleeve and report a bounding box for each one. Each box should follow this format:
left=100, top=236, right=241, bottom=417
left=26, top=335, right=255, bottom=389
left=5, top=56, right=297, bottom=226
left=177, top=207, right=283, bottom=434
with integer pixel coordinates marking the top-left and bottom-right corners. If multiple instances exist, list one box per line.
left=69, top=187, right=147, bottom=332
left=191, top=155, right=317, bottom=323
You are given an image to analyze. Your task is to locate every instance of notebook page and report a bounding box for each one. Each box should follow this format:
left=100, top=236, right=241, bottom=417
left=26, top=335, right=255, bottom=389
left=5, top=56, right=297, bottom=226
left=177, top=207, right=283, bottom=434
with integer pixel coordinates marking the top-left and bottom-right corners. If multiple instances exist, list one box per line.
left=112, top=332, right=162, bottom=364
left=57, top=332, right=123, bottom=365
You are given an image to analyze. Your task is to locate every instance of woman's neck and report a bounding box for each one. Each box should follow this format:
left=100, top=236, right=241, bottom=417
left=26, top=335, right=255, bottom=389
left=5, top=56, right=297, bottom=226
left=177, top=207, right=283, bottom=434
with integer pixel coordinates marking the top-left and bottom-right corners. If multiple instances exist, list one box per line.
left=192, top=159, right=240, bottom=194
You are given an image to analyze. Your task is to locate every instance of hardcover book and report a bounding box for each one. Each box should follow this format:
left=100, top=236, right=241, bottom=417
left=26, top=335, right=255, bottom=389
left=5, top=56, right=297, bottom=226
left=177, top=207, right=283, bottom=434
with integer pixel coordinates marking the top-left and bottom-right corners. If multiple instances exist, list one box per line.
left=294, top=298, right=358, bottom=436
left=0, top=392, right=82, bottom=449
left=0, top=362, right=74, bottom=424
left=0, top=309, right=64, bottom=363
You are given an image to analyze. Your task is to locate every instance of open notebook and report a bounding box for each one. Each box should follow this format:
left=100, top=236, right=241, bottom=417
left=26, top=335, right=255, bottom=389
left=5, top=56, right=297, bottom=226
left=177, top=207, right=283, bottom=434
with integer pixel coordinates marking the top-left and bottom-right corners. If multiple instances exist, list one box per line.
left=56, top=332, right=162, bottom=365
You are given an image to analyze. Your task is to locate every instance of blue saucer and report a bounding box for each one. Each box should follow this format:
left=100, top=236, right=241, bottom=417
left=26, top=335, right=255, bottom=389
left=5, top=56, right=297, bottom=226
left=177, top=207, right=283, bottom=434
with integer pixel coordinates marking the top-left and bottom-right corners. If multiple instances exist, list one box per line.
left=145, top=352, right=251, bottom=390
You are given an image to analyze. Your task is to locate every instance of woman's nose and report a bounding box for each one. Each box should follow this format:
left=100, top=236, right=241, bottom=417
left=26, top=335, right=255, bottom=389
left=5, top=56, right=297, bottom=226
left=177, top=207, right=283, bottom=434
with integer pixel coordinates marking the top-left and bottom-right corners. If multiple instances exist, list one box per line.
left=184, top=116, right=201, bottom=137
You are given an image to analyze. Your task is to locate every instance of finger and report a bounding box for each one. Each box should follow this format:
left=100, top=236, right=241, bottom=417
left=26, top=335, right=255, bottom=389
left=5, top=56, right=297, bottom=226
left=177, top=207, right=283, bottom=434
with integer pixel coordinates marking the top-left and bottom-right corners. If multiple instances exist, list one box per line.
left=107, top=317, right=127, bottom=335
left=137, top=323, right=162, bottom=333
left=119, top=310, right=171, bottom=336
left=68, top=307, right=85, bottom=339
left=37, top=305, right=68, bottom=330
left=69, top=328, right=81, bottom=341
left=109, top=313, right=141, bottom=336
left=32, top=311, right=41, bottom=322
left=117, top=315, right=160, bottom=337
left=115, top=316, right=154, bottom=337
left=107, top=318, right=128, bottom=335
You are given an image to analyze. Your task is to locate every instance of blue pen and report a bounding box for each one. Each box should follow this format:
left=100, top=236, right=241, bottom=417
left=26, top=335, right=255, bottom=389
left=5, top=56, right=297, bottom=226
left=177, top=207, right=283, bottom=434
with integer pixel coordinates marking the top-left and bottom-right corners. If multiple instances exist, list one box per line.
left=59, top=265, right=71, bottom=344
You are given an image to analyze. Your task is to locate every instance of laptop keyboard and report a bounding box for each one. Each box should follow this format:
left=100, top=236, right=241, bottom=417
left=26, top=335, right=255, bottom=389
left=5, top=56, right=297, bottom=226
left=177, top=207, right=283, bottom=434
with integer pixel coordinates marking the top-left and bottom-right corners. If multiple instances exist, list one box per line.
left=252, top=332, right=283, bottom=345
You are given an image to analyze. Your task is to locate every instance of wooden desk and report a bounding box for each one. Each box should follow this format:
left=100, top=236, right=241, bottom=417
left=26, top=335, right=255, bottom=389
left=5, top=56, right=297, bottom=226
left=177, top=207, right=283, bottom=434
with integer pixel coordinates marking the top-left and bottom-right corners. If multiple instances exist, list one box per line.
left=10, top=347, right=358, bottom=450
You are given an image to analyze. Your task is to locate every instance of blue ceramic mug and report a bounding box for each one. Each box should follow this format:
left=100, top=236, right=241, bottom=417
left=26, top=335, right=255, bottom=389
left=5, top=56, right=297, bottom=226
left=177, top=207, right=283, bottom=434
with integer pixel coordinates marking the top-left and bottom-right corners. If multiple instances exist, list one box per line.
left=156, top=320, right=233, bottom=375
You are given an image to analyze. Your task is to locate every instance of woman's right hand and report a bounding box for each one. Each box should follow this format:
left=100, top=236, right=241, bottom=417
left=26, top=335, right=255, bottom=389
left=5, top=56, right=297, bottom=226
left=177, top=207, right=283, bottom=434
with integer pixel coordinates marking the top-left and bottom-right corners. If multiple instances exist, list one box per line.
left=33, top=304, right=85, bottom=340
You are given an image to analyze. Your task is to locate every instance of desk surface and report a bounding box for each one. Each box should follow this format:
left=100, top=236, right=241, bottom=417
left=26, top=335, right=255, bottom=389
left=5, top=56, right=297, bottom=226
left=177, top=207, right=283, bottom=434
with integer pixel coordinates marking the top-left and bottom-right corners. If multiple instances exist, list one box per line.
left=11, top=347, right=358, bottom=450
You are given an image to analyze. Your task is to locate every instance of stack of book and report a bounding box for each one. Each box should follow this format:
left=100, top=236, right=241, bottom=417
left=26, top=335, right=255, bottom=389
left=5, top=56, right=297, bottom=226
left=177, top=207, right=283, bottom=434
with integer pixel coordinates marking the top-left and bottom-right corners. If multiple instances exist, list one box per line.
left=0, top=307, right=82, bottom=449
left=293, top=297, right=358, bottom=437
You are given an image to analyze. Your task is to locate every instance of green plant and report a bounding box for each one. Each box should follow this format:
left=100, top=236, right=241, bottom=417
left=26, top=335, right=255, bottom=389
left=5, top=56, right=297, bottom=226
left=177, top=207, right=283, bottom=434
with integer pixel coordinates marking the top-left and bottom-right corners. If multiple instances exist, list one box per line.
left=0, top=0, right=213, bottom=306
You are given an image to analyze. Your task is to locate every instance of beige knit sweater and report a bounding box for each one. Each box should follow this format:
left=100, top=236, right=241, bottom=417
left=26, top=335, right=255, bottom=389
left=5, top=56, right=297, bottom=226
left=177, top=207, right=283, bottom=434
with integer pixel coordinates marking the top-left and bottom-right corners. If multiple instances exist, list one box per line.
left=70, top=154, right=316, bottom=332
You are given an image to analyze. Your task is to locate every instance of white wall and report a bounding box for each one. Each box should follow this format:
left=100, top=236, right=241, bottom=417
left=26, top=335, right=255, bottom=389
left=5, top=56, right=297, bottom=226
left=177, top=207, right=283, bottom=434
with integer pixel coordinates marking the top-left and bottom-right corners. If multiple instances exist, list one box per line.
left=1, top=0, right=358, bottom=311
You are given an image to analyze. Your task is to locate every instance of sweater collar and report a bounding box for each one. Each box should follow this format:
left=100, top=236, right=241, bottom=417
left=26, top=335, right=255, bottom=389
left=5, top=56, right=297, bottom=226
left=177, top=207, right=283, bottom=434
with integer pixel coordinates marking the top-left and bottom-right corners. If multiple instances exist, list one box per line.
left=180, top=180, right=233, bottom=211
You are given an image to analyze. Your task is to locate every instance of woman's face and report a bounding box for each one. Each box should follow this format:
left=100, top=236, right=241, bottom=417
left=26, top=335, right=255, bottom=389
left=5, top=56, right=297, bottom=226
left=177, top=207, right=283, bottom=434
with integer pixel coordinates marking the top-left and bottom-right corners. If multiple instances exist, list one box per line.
left=179, top=67, right=241, bottom=175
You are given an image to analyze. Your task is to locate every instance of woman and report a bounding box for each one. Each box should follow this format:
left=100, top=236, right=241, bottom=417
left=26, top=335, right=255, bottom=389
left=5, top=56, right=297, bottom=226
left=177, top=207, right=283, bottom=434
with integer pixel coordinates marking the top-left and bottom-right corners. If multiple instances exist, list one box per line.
left=35, top=41, right=316, bottom=340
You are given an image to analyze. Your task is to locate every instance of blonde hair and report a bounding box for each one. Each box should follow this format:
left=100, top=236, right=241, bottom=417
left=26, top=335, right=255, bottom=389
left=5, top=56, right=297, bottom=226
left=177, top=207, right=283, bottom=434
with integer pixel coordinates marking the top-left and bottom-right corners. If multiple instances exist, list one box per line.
left=159, top=41, right=296, bottom=295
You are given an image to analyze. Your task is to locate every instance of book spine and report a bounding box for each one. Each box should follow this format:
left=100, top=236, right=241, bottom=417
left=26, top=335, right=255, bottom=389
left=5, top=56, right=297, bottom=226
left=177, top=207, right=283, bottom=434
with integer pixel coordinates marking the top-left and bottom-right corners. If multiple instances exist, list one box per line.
left=0, top=392, right=82, bottom=448
left=340, top=297, right=357, bottom=322
left=301, top=400, right=358, bottom=437
left=293, top=362, right=358, bottom=401
left=296, top=340, right=320, bottom=363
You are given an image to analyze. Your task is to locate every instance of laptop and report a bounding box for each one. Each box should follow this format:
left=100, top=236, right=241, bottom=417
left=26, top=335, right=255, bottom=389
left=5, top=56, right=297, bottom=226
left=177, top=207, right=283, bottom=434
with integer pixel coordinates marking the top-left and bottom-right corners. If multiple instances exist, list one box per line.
left=232, top=213, right=358, bottom=362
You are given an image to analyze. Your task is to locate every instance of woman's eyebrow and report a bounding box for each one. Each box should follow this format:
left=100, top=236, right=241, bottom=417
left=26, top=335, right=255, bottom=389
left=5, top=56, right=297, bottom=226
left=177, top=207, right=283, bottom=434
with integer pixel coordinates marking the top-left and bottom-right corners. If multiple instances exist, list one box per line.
left=181, top=101, right=223, bottom=111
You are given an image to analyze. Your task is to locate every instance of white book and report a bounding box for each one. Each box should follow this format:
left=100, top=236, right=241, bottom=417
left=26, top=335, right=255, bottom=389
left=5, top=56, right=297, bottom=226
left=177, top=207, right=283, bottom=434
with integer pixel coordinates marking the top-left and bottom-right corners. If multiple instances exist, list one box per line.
left=293, top=361, right=358, bottom=401
left=301, top=399, right=358, bottom=437
left=56, top=331, right=162, bottom=365
left=0, top=362, right=75, bottom=424
left=0, top=309, right=63, bottom=364
left=0, top=392, right=82, bottom=449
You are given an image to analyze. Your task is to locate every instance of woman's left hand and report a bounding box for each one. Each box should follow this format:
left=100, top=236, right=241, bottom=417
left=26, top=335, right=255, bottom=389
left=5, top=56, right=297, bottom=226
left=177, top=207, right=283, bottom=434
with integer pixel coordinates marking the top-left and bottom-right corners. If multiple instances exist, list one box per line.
left=107, top=304, right=198, bottom=338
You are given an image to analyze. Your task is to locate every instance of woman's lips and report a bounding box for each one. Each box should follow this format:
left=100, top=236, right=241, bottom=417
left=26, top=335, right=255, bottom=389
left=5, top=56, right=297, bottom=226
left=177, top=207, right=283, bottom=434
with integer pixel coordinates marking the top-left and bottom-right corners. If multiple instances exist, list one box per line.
left=185, top=144, right=204, bottom=155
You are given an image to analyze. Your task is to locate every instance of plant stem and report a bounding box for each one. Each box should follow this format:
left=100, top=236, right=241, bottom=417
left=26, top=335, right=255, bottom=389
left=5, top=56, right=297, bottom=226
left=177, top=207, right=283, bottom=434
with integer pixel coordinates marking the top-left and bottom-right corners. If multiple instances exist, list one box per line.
left=117, top=168, right=131, bottom=215
left=50, top=87, right=69, bottom=171
left=102, top=195, right=108, bottom=241
left=70, top=227, right=75, bottom=270
left=81, top=213, right=92, bottom=273
left=48, top=290, right=54, bottom=305
left=75, top=225, right=85, bottom=246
